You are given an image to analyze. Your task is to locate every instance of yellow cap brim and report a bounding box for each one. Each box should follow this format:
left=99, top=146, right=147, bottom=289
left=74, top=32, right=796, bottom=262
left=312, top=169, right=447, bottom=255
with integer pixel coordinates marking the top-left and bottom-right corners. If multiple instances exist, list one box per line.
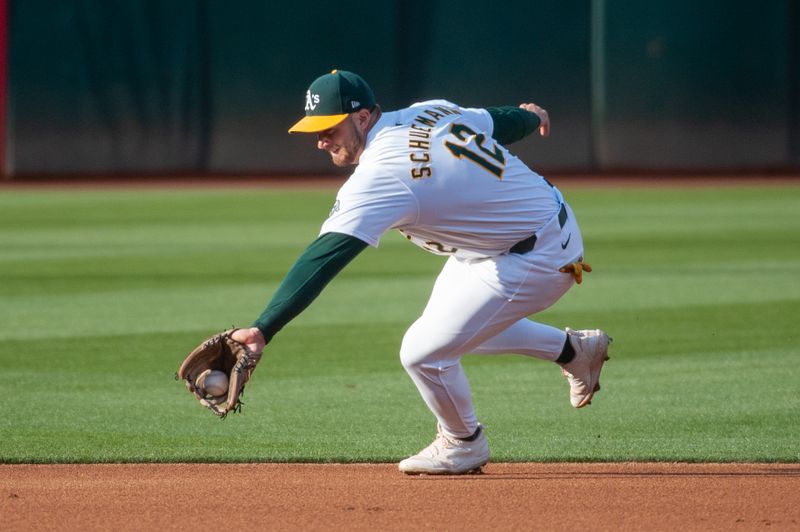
left=288, top=113, right=348, bottom=133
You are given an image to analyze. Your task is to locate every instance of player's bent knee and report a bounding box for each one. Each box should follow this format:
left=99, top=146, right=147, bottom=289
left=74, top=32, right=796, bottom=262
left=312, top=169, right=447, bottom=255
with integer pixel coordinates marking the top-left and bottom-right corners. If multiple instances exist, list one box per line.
left=400, top=323, right=463, bottom=370
left=399, top=334, right=427, bottom=370
left=400, top=323, right=438, bottom=369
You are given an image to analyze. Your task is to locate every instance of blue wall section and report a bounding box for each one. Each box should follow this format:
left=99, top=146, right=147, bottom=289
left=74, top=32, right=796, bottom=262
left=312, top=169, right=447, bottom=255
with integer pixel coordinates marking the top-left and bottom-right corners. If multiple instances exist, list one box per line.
left=6, top=0, right=799, bottom=175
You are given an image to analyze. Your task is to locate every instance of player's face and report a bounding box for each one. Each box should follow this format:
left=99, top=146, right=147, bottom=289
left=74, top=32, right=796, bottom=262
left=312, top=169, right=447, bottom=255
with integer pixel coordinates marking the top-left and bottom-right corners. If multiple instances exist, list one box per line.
left=316, top=114, right=367, bottom=167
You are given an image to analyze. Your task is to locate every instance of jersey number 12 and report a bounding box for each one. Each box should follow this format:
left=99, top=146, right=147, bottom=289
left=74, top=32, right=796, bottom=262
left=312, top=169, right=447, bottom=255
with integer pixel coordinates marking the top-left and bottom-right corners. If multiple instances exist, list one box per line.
left=444, top=123, right=506, bottom=178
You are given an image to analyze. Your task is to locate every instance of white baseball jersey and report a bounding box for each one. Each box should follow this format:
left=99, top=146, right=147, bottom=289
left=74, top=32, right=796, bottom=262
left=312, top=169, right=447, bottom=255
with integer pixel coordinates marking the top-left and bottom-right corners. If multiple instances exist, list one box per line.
left=320, top=99, right=564, bottom=260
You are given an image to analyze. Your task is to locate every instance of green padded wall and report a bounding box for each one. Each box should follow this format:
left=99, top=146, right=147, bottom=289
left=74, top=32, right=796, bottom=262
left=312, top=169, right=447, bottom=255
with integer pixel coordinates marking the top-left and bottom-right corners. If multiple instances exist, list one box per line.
left=6, top=0, right=799, bottom=175
left=597, top=0, right=794, bottom=169
left=9, top=0, right=209, bottom=173
left=205, top=0, right=399, bottom=173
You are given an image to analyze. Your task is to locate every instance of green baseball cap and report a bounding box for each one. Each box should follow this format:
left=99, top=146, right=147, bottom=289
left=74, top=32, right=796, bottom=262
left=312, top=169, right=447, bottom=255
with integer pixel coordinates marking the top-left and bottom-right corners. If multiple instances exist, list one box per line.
left=289, top=70, right=376, bottom=133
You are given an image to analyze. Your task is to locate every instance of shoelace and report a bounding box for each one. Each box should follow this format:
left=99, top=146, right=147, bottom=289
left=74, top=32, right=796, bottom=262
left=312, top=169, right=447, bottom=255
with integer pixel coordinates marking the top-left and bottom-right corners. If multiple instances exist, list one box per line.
left=559, top=260, right=592, bottom=284
left=434, top=431, right=459, bottom=449
left=426, top=428, right=464, bottom=454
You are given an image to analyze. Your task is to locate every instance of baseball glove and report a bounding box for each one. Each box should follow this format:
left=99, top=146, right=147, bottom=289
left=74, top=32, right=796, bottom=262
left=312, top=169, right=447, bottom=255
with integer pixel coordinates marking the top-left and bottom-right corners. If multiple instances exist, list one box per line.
left=176, top=328, right=262, bottom=418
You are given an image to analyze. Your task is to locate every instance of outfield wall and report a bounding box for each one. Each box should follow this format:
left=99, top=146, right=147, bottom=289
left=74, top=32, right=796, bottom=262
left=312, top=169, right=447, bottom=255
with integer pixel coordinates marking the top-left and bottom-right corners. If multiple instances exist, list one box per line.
left=6, top=0, right=800, bottom=176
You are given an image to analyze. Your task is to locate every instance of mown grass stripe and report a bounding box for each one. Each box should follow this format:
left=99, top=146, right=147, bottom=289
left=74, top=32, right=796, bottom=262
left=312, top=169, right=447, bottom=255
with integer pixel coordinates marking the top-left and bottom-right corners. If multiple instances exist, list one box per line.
left=1, top=184, right=798, bottom=463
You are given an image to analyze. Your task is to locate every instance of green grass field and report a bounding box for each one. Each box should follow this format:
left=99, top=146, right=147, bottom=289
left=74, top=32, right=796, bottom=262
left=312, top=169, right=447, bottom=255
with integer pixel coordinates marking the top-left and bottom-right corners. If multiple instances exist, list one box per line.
left=1, top=182, right=798, bottom=463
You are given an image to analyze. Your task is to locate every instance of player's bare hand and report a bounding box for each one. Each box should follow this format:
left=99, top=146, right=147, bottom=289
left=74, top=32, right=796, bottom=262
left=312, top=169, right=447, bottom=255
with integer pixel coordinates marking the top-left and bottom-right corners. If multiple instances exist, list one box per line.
left=231, top=327, right=267, bottom=354
left=519, top=103, right=550, bottom=137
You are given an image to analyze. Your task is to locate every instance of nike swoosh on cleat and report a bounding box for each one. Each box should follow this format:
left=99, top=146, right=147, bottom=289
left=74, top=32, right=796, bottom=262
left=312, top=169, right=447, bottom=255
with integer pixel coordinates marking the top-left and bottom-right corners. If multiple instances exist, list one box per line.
left=561, top=233, right=571, bottom=249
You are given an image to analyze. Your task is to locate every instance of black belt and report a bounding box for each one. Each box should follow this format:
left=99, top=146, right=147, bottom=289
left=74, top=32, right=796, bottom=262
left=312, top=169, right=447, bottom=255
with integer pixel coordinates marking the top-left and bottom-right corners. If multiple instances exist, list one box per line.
left=509, top=234, right=537, bottom=254
left=510, top=203, right=568, bottom=254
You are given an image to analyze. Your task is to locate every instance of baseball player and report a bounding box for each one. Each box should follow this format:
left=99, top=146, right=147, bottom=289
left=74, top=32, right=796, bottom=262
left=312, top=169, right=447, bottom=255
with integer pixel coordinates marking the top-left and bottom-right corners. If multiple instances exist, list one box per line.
left=230, top=70, right=611, bottom=474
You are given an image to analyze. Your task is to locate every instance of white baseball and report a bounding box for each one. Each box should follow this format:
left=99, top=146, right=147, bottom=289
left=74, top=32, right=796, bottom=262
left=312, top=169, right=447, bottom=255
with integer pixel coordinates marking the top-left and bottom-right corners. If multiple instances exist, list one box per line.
left=201, top=370, right=229, bottom=397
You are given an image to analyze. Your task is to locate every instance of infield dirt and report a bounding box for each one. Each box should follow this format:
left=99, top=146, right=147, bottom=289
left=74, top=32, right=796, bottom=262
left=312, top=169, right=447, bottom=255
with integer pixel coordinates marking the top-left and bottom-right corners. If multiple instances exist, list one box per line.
left=2, top=462, right=798, bottom=531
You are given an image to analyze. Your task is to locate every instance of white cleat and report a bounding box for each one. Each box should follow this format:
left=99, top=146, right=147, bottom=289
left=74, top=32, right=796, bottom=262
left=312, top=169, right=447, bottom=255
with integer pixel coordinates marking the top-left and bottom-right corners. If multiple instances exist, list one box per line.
left=561, top=328, right=612, bottom=408
left=399, top=425, right=490, bottom=475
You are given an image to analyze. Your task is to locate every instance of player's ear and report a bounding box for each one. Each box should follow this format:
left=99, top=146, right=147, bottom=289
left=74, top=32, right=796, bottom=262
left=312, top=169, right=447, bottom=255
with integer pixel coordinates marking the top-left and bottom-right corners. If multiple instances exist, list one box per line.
left=353, top=109, right=372, bottom=131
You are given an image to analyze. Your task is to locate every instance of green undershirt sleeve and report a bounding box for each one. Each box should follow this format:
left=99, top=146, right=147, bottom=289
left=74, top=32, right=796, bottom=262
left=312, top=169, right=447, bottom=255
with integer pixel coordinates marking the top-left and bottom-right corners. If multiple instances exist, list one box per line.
left=486, top=106, right=541, bottom=145
left=252, top=232, right=368, bottom=343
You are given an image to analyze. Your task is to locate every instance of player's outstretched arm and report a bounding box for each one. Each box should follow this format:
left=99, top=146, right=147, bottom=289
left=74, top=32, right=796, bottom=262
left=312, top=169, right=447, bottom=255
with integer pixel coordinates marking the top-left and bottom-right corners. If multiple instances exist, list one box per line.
left=247, top=232, right=369, bottom=346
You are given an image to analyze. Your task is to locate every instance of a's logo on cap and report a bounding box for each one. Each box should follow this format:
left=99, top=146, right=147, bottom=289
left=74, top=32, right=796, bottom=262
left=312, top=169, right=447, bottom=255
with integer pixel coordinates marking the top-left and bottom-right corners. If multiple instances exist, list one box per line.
left=305, top=90, right=320, bottom=111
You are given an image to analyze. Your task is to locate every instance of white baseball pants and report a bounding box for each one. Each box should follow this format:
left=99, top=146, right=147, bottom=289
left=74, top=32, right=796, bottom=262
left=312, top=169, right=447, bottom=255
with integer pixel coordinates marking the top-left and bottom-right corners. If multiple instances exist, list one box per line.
left=399, top=204, right=583, bottom=439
